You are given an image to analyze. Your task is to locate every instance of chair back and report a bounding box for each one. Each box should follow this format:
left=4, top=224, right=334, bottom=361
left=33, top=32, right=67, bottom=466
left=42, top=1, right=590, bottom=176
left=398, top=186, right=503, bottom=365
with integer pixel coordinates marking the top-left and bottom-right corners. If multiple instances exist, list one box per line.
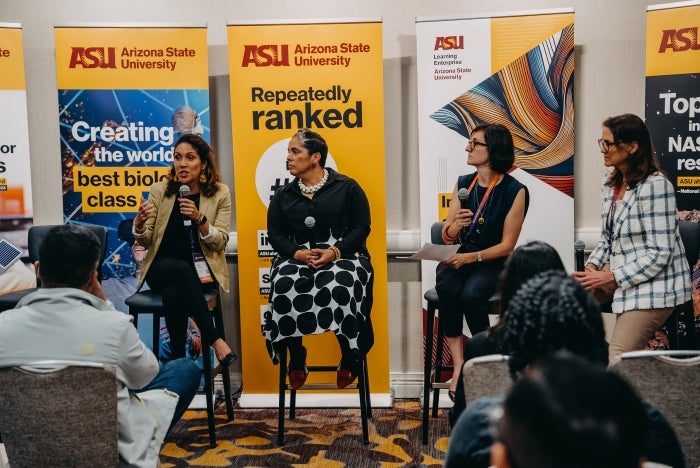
left=28, top=224, right=109, bottom=284
left=678, top=220, right=700, bottom=267
left=0, top=360, right=119, bottom=466
left=609, top=350, right=700, bottom=468
left=462, top=354, right=511, bottom=406
left=431, top=221, right=445, bottom=245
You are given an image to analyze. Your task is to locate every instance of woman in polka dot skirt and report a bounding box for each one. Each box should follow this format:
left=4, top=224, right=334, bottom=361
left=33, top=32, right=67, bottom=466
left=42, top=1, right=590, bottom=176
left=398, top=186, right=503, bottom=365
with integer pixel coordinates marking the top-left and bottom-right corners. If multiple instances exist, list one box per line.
left=263, top=128, right=374, bottom=390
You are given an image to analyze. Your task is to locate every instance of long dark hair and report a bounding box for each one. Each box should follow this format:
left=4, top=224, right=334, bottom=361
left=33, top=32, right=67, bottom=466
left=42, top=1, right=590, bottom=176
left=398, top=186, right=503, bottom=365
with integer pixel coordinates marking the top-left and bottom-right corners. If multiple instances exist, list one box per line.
left=490, top=241, right=566, bottom=336
left=166, top=134, right=222, bottom=197
left=603, top=113, right=662, bottom=189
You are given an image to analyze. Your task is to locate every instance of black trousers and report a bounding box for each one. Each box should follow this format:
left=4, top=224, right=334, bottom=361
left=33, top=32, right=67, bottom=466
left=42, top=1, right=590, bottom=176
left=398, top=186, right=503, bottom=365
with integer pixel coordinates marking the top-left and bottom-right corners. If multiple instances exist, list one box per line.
left=145, top=258, right=220, bottom=359
left=435, top=261, right=502, bottom=337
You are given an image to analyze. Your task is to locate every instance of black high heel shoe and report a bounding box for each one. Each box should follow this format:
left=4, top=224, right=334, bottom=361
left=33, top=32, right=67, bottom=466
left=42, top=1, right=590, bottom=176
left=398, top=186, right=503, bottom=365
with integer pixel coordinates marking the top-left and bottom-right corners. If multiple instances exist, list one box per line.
left=211, top=352, right=237, bottom=379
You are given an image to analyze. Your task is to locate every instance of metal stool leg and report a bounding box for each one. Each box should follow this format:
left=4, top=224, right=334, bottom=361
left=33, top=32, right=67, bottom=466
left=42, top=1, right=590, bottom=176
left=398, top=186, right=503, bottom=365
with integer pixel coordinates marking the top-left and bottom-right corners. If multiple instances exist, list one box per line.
left=277, top=345, right=287, bottom=446
left=357, top=356, right=370, bottom=445
left=432, top=318, right=447, bottom=418
left=422, top=301, right=436, bottom=445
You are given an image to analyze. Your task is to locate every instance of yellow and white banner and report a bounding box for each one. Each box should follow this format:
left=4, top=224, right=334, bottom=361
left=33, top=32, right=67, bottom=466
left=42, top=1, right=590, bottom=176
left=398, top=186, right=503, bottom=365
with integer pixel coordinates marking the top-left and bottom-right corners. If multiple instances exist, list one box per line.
left=0, top=23, right=34, bottom=273
left=416, top=10, right=575, bottom=351
left=54, top=24, right=209, bottom=281
left=646, top=1, right=700, bottom=212
left=228, top=19, right=388, bottom=406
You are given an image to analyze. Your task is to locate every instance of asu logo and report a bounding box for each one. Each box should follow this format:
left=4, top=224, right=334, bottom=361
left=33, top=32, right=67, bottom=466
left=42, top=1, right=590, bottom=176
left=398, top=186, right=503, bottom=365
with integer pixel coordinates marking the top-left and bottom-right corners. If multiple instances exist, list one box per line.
left=434, top=36, right=464, bottom=51
left=241, top=45, right=290, bottom=67
left=658, top=27, right=700, bottom=53
left=68, top=47, right=117, bottom=68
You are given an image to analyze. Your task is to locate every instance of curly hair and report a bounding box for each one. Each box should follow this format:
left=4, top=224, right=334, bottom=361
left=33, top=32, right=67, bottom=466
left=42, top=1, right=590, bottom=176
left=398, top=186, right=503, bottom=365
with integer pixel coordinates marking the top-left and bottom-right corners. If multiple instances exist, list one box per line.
left=165, top=134, right=222, bottom=197
left=500, top=270, right=607, bottom=378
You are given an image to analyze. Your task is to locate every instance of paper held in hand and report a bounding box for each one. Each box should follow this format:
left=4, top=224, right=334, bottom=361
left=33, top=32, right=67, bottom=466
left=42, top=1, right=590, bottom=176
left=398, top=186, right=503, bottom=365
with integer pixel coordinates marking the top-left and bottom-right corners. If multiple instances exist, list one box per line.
left=401, top=242, right=460, bottom=262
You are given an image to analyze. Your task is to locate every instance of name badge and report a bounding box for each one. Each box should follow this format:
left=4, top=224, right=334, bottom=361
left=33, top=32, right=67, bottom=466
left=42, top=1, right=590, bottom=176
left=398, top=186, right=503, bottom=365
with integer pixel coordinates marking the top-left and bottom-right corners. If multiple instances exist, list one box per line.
left=192, top=250, right=213, bottom=283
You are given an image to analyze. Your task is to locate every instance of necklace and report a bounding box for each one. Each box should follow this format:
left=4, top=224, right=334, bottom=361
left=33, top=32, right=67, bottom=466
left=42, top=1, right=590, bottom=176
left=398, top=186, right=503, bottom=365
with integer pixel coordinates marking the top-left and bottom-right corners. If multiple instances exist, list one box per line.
left=298, top=169, right=329, bottom=194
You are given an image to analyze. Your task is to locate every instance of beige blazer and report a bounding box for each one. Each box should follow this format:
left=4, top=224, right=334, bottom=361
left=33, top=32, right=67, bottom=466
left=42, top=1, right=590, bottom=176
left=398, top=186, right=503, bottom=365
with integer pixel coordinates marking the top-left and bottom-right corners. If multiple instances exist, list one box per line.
left=135, top=181, right=231, bottom=292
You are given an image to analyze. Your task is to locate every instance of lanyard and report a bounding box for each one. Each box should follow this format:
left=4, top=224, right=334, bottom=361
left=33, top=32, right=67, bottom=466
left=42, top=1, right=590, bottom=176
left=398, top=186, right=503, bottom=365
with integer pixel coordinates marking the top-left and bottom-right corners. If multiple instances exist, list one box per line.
left=464, top=174, right=499, bottom=236
left=606, top=185, right=621, bottom=237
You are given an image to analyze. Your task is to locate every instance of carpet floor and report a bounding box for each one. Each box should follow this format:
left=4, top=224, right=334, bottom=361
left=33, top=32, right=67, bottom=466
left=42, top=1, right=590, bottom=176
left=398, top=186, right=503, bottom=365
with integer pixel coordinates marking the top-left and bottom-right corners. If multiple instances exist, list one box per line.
left=160, top=399, right=451, bottom=467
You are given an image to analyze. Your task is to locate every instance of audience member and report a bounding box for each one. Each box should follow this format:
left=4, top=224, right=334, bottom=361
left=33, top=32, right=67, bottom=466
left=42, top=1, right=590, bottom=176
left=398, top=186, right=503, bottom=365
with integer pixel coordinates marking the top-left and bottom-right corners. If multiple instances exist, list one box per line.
left=444, top=271, right=684, bottom=468
left=491, top=352, right=648, bottom=468
left=0, top=225, right=201, bottom=466
left=449, top=240, right=565, bottom=424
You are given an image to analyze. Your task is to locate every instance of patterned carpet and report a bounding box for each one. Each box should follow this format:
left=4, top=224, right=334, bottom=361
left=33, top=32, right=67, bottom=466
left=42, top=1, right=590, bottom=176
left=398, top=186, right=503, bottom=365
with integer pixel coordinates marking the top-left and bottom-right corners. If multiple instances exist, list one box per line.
left=160, top=399, right=451, bottom=467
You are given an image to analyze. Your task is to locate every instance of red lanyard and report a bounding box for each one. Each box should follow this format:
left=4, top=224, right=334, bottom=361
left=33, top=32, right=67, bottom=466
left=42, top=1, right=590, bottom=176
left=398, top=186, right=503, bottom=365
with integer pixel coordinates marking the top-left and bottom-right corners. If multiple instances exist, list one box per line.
left=465, top=174, right=499, bottom=236
left=606, top=185, right=621, bottom=235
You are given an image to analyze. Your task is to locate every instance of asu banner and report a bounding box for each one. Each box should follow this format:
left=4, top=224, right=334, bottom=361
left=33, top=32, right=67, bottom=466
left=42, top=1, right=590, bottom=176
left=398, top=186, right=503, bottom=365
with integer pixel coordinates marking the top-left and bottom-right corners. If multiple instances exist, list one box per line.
left=228, top=20, right=388, bottom=406
left=0, top=23, right=33, bottom=279
left=416, top=10, right=575, bottom=329
left=646, top=1, right=700, bottom=212
left=54, top=24, right=209, bottom=280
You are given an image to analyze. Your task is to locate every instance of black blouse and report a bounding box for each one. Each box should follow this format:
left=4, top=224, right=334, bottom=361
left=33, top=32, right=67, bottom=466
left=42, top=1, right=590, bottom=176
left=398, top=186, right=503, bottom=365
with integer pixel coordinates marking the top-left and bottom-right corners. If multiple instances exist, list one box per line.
left=266, top=168, right=371, bottom=259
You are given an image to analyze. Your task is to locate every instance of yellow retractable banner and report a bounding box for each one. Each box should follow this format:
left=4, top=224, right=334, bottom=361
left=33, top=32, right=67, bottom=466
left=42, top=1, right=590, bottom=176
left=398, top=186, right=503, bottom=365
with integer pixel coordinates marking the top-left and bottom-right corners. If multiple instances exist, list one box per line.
left=228, top=20, right=388, bottom=406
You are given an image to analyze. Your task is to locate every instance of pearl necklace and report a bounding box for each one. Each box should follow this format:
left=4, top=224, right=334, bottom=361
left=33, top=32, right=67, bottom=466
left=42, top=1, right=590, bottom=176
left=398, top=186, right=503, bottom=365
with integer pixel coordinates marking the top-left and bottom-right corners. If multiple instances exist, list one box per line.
left=298, top=169, right=329, bottom=194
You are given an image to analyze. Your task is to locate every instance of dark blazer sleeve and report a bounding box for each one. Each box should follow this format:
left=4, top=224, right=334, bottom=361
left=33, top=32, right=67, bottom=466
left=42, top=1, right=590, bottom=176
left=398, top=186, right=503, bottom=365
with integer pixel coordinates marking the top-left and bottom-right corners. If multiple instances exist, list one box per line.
left=333, top=180, right=371, bottom=256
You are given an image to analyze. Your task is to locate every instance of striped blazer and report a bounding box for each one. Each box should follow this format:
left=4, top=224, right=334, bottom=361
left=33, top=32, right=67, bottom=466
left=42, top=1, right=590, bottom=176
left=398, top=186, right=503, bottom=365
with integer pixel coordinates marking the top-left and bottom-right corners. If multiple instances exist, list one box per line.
left=587, top=172, right=691, bottom=313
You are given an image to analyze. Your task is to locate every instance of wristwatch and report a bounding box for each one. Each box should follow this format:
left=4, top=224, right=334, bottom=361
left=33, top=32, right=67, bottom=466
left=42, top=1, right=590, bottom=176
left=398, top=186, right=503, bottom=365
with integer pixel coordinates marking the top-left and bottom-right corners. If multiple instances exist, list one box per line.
left=476, top=251, right=483, bottom=262
left=198, top=215, right=207, bottom=226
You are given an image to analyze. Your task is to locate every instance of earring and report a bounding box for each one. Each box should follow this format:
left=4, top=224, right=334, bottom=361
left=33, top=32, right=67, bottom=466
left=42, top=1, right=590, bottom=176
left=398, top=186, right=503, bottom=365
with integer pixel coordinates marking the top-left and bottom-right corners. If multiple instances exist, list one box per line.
left=172, top=173, right=178, bottom=182
left=312, top=162, right=317, bottom=169
left=199, top=170, right=208, bottom=184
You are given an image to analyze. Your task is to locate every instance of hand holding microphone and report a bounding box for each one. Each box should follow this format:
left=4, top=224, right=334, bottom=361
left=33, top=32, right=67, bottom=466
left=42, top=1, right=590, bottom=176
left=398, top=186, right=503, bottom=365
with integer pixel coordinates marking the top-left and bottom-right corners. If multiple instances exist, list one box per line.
left=178, top=185, right=196, bottom=227
left=455, top=187, right=473, bottom=228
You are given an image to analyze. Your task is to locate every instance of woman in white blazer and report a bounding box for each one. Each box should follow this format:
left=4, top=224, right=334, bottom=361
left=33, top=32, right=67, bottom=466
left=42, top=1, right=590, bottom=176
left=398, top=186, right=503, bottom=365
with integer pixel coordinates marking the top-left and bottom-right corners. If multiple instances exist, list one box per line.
left=574, top=113, right=691, bottom=361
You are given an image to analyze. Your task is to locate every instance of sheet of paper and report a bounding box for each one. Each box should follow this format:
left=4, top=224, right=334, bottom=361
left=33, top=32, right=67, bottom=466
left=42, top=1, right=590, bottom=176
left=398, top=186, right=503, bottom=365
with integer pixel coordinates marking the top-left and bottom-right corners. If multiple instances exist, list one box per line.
left=401, top=242, right=460, bottom=262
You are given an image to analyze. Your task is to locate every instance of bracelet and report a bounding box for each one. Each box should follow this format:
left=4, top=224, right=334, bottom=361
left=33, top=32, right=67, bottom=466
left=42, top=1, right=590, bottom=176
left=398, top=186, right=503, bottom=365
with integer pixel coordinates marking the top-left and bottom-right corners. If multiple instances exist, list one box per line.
left=441, top=223, right=459, bottom=244
left=329, top=245, right=341, bottom=260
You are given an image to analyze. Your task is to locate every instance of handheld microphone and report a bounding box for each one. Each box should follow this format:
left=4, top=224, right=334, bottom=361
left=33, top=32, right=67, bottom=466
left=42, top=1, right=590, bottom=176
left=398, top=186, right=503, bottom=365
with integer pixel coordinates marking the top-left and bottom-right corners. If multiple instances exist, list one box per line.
left=458, top=187, right=469, bottom=209
left=179, top=185, right=192, bottom=227
left=574, top=240, right=585, bottom=272
left=304, top=216, right=316, bottom=249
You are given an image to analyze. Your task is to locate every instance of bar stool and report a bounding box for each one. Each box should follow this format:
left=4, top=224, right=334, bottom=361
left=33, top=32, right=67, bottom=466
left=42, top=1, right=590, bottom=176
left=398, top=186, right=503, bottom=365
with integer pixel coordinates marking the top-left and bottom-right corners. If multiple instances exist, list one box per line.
left=277, top=341, right=372, bottom=446
left=125, top=288, right=234, bottom=447
left=421, top=221, right=452, bottom=445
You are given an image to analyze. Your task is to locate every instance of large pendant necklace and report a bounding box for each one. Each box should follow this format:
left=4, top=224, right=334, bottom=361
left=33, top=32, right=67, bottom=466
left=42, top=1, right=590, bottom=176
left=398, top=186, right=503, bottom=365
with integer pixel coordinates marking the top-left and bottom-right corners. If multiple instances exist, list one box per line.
left=298, top=169, right=329, bottom=194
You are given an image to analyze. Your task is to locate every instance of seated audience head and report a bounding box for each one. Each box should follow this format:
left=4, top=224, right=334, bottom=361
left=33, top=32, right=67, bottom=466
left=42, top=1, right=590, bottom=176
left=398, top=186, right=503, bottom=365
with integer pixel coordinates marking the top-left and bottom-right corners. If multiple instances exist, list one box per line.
left=492, top=240, right=566, bottom=319
left=492, top=351, right=648, bottom=468
left=37, top=225, right=101, bottom=289
left=500, top=270, right=607, bottom=378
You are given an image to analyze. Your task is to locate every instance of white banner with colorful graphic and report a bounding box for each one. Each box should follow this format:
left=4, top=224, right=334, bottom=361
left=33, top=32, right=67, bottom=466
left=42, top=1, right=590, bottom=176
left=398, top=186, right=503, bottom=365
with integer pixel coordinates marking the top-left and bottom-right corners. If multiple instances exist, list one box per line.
left=645, top=1, right=700, bottom=213
left=416, top=9, right=575, bottom=327
left=228, top=19, right=388, bottom=406
left=54, top=24, right=210, bottom=286
left=0, top=23, right=34, bottom=291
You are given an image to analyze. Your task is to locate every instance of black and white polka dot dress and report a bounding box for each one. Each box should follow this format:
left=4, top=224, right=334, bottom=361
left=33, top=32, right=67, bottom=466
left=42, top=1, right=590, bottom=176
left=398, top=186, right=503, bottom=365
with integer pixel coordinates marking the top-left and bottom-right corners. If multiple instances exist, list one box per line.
left=262, top=169, right=375, bottom=364
left=263, top=233, right=373, bottom=363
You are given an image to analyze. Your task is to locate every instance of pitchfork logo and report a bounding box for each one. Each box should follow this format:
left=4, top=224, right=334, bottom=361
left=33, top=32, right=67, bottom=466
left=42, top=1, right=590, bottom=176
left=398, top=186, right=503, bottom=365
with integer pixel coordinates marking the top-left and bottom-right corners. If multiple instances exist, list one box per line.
left=241, top=45, right=290, bottom=67
left=68, top=47, right=117, bottom=68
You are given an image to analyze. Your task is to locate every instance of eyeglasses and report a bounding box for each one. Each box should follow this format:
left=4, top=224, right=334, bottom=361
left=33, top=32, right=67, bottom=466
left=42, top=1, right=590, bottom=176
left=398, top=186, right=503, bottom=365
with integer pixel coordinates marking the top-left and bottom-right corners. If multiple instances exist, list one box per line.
left=466, top=139, right=488, bottom=150
left=597, top=139, right=618, bottom=153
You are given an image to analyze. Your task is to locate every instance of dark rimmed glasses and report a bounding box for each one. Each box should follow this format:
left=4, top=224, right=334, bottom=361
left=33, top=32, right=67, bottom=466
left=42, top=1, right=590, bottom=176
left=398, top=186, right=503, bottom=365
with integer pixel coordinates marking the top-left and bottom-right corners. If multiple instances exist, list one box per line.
left=466, top=139, right=488, bottom=150
left=597, top=139, right=618, bottom=153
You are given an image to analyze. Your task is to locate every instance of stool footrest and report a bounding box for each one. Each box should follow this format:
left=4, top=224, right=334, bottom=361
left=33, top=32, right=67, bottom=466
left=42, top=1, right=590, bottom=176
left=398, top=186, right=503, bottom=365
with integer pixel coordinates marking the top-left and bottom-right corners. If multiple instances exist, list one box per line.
left=307, top=365, right=339, bottom=372
left=286, top=383, right=359, bottom=390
